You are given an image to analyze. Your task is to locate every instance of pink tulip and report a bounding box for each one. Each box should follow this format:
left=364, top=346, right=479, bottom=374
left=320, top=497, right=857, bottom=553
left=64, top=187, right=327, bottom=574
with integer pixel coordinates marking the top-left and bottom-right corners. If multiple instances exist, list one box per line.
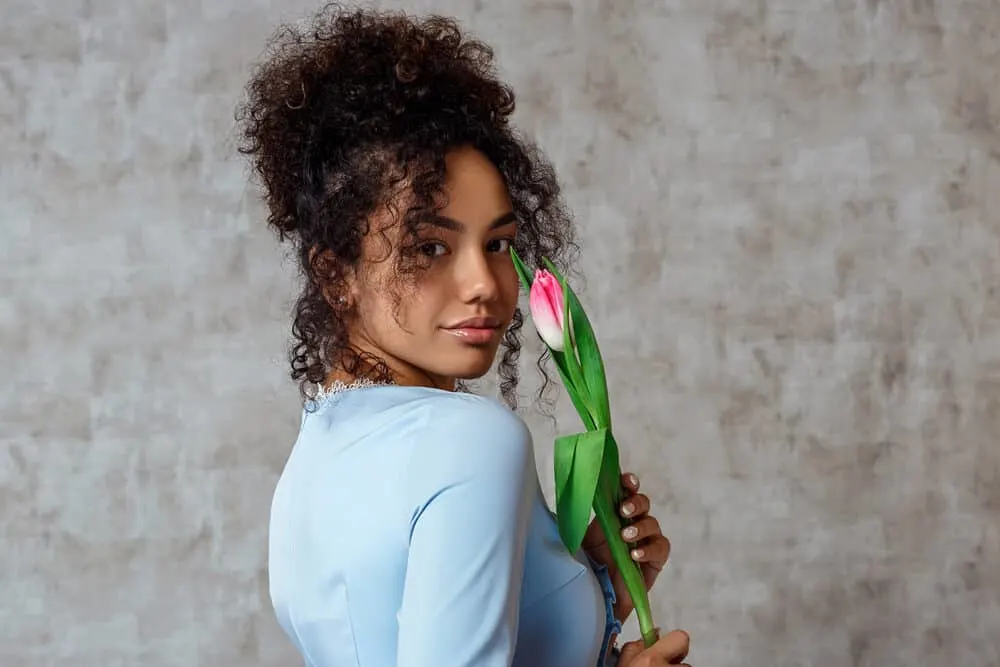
left=529, top=269, right=566, bottom=351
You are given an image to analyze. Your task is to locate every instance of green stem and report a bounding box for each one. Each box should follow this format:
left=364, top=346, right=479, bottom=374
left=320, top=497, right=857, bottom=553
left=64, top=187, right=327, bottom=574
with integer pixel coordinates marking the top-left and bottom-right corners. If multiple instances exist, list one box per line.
left=593, top=473, right=658, bottom=648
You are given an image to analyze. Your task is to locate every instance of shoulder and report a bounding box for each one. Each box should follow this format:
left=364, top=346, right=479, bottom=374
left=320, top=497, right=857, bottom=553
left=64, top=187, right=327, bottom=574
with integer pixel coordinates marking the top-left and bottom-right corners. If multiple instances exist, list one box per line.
left=405, top=391, right=535, bottom=488
left=419, top=391, right=528, bottom=437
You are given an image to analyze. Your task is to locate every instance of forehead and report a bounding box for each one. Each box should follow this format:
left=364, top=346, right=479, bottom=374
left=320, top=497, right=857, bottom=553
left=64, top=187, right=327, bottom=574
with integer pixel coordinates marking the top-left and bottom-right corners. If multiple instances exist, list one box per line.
left=439, top=146, right=511, bottom=214
left=361, top=146, right=513, bottom=241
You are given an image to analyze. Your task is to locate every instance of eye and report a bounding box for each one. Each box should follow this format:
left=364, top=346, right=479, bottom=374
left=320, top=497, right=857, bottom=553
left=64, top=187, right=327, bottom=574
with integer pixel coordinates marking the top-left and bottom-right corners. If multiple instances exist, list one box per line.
left=418, top=241, right=448, bottom=258
left=487, top=238, right=513, bottom=254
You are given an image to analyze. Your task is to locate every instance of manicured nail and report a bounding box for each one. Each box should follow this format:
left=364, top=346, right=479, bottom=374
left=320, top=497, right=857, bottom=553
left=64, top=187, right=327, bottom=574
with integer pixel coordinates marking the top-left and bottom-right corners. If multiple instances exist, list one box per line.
left=628, top=474, right=639, bottom=487
left=621, top=502, right=635, bottom=517
left=622, top=526, right=638, bottom=540
left=631, top=548, right=644, bottom=560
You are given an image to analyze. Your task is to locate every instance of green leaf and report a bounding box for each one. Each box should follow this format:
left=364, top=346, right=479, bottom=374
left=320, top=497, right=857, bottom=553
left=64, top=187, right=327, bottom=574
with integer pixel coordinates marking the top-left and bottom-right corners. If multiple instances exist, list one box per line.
left=553, top=433, right=578, bottom=552
left=554, top=428, right=608, bottom=554
left=541, top=257, right=612, bottom=429
left=549, top=350, right=597, bottom=431
left=600, top=431, right=624, bottom=513
left=570, top=293, right=611, bottom=430
left=553, top=433, right=576, bottom=515
left=555, top=270, right=595, bottom=422
left=509, top=246, right=534, bottom=292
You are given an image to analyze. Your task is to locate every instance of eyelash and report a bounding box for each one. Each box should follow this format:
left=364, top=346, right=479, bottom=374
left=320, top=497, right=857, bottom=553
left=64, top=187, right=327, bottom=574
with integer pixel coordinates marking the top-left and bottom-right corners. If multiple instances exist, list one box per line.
left=417, top=237, right=514, bottom=258
left=418, top=241, right=448, bottom=258
left=487, top=238, right=514, bottom=253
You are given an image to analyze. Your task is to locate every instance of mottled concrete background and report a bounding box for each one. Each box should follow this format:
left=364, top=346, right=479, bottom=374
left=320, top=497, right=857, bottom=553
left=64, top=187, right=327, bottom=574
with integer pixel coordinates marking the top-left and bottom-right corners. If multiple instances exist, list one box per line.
left=3, top=0, right=999, bottom=665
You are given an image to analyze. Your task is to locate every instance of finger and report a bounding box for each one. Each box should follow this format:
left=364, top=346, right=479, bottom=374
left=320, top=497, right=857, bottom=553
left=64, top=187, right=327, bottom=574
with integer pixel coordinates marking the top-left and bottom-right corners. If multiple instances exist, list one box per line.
left=619, top=630, right=691, bottom=665
left=655, top=629, right=691, bottom=662
left=631, top=534, right=671, bottom=568
left=620, top=493, right=650, bottom=519
left=621, top=516, right=661, bottom=543
left=617, top=639, right=645, bottom=665
left=621, top=472, right=640, bottom=493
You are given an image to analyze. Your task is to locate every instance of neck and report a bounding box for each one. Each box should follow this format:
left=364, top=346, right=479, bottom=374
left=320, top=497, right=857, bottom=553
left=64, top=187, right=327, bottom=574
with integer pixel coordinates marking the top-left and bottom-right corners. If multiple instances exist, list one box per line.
left=326, top=341, right=455, bottom=392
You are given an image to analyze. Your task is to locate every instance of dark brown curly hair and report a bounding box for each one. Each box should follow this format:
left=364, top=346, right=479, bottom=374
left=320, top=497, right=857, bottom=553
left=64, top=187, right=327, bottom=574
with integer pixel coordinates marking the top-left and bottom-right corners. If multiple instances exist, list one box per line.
left=236, top=3, right=578, bottom=410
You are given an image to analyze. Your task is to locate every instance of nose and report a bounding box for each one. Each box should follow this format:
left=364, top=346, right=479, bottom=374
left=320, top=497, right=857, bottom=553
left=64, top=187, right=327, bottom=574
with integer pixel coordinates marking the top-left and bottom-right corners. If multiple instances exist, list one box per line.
left=456, top=249, right=500, bottom=304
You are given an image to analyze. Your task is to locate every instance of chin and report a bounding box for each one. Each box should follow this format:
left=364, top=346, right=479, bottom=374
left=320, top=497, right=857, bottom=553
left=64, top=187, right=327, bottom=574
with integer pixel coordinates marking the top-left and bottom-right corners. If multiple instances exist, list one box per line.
left=453, top=367, right=492, bottom=381
left=447, top=348, right=501, bottom=380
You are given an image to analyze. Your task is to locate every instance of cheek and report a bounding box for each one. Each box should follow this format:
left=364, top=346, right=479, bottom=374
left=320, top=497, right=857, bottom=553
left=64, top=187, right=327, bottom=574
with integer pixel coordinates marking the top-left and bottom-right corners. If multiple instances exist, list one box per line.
left=355, top=277, right=406, bottom=332
left=355, top=293, right=391, bottom=334
left=393, top=278, right=447, bottom=331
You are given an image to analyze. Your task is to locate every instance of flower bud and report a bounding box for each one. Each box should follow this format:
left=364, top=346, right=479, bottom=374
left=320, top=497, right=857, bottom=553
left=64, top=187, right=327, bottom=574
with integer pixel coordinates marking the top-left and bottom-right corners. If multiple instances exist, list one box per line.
left=529, top=269, right=566, bottom=351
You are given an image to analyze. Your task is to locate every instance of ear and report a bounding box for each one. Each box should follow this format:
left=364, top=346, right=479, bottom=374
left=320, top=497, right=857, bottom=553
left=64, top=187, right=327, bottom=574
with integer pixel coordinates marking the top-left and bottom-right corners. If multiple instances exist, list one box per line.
left=308, top=245, right=356, bottom=309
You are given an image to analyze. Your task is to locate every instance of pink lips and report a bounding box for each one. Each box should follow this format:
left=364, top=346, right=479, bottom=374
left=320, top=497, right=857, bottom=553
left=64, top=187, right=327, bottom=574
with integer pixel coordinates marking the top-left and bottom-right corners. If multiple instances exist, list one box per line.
left=443, top=316, right=501, bottom=344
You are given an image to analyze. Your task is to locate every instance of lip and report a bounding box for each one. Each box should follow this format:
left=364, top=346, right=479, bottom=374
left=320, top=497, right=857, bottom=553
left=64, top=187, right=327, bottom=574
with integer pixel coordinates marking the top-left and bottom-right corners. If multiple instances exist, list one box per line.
left=442, top=316, right=501, bottom=344
left=445, top=316, right=501, bottom=330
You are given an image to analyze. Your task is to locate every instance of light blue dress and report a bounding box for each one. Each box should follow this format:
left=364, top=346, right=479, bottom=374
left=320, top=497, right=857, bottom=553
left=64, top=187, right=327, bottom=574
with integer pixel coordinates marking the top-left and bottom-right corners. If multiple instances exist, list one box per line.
left=268, top=385, right=622, bottom=667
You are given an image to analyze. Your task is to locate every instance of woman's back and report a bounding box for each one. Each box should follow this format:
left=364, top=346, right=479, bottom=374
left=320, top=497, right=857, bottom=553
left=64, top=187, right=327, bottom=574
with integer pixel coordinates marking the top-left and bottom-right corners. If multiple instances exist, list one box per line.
left=269, top=385, right=613, bottom=667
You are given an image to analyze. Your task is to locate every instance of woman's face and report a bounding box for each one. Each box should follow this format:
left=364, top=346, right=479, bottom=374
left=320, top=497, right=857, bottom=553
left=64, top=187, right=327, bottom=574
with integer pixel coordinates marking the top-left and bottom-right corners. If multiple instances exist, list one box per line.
left=346, top=145, right=521, bottom=390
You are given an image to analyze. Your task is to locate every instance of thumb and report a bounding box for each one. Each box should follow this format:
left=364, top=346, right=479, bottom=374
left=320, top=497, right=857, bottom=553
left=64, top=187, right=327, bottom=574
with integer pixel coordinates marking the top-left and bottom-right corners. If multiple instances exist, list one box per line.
left=618, top=630, right=690, bottom=666
left=618, top=639, right=647, bottom=666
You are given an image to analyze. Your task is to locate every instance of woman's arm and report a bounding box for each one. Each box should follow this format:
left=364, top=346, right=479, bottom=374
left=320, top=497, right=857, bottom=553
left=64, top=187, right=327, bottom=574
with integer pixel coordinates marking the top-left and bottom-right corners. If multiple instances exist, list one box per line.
left=397, top=397, right=535, bottom=667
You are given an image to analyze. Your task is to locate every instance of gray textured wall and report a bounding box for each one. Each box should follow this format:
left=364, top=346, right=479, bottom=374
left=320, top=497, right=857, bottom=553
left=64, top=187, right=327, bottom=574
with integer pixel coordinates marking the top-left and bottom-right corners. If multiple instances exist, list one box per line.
left=3, top=0, right=998, bottom=665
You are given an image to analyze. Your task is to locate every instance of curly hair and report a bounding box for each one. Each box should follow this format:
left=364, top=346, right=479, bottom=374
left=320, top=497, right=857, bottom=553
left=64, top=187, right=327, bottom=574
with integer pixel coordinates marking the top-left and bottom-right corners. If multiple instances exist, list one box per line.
left=236, top=3, right=578, bottom=410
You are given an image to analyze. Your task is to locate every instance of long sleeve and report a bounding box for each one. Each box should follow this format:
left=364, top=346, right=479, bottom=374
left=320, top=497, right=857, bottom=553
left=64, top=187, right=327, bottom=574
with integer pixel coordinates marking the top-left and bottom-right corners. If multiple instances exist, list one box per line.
left=396, top=395, right=535, bottom=667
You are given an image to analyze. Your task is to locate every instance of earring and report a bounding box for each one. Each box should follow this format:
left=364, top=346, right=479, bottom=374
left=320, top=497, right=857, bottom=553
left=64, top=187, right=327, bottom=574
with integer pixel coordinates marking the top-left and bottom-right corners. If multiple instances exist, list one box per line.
left=336, top=296, right=347, bottom=306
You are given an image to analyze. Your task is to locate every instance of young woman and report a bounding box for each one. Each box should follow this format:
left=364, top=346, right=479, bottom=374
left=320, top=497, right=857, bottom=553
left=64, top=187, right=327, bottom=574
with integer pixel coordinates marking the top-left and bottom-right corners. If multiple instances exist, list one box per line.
left=237, top=5, right=691, bottom=666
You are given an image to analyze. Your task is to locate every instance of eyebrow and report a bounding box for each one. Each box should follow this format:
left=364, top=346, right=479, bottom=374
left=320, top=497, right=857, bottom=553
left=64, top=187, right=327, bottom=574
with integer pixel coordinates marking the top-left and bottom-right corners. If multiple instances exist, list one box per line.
left=422, top=211, right=518, bottom=232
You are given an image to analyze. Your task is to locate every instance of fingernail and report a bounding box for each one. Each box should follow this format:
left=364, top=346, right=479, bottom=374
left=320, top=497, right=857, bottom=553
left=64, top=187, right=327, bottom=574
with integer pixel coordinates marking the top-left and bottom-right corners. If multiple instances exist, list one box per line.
left=621, top=502, right=635, bottom=517
left=622, top=526, right=638, bottom=540
left=628, top=474, right=639, bottom=487
left=631, top=548, right=644, bottom=560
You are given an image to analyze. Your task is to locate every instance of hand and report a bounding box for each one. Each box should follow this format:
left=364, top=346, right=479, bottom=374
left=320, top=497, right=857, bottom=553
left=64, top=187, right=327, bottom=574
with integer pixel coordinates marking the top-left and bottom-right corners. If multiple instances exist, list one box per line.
left=582, top=472, right=670, bottom=623
left=618, top=629, right=691, bottom=666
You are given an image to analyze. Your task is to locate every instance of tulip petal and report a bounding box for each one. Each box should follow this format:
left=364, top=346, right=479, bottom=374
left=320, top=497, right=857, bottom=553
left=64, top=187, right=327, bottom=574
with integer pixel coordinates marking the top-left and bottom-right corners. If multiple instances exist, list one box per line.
left=529, top=276, right=565, bottom=351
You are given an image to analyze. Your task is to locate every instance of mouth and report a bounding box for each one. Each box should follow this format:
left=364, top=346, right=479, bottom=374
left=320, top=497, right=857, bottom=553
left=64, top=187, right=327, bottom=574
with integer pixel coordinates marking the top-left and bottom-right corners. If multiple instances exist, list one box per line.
left=442, top=316, right=502, bottom=344
left=445, top=316, right=501, bottom=330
